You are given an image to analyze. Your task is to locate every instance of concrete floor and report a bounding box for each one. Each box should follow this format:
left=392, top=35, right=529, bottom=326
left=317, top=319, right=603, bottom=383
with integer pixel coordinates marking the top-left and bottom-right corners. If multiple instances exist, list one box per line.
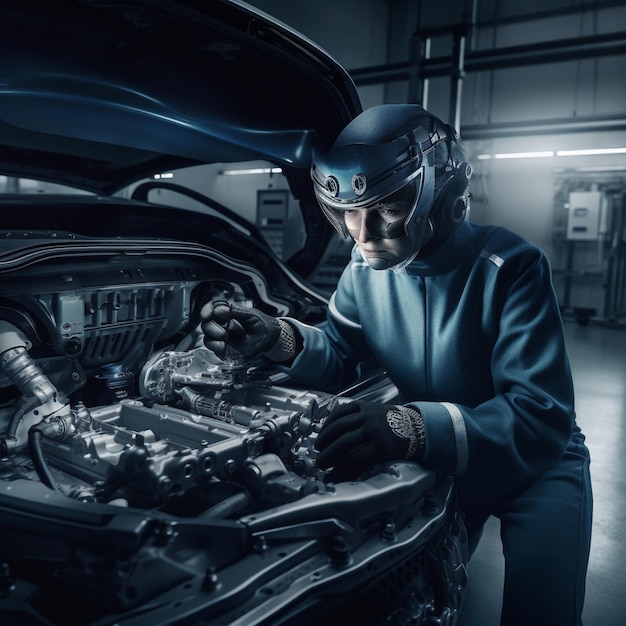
left=457, top=321, right=626, bottom=626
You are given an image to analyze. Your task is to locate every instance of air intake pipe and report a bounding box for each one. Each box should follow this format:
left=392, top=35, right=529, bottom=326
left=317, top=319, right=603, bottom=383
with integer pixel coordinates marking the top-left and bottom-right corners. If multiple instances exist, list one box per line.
left=0, top=320, right=69, bottom=456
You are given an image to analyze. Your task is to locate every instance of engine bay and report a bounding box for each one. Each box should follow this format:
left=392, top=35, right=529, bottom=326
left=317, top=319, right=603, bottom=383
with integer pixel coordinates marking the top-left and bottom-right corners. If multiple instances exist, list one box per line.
left=0, top=259, right=338, bottom=515
left=0, top=239, right=464, bottom=626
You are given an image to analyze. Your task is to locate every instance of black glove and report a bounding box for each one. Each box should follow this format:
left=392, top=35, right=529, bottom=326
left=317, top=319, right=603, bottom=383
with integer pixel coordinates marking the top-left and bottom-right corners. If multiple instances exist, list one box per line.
left=200, top=302, right=302, bottom=363
left=200, top=301, right=281, bottom=359
left=315, top=400, right=425, bottom=482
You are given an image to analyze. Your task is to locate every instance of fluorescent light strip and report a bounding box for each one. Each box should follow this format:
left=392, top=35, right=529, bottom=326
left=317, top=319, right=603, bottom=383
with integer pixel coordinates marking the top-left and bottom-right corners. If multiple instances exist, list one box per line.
left=476, top=147, right=626, bottom=160
left=495, top=151, right=554, bottom=159
left=573, top=165, right=626, bottom=172
left=556, top=147, right=626, bottom=156
left=220, top=167, right=283, bottom=175
left=153, top=172, right=174, bottom=179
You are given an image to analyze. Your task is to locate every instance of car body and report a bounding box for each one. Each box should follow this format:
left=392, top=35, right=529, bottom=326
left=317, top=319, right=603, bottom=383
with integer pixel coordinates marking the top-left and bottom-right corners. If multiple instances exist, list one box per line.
left=0, top=2, right=466, bottom=624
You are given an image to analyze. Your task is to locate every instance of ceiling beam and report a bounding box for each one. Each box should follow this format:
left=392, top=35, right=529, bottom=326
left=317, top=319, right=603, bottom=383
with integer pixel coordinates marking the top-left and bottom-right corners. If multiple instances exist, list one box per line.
left=459, top=114, right=626, bottom=140
left=349, top=31, right=626, bottom=85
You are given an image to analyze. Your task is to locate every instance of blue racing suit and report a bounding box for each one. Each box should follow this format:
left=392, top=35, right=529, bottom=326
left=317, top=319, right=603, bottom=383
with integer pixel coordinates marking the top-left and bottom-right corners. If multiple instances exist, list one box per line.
left=282, top=219, right=592, bottom=625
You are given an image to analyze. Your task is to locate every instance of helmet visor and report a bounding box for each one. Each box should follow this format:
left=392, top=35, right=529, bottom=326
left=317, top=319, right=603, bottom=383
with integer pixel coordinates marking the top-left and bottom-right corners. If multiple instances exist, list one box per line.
left=316, top=171, right=422, bottom=240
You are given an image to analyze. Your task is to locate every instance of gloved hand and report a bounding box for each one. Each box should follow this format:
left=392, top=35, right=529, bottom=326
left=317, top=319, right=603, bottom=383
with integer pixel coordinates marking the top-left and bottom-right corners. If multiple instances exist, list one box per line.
left=315, top=400, right=425, bottom=482
left=200, top=301, right=281, bottom=359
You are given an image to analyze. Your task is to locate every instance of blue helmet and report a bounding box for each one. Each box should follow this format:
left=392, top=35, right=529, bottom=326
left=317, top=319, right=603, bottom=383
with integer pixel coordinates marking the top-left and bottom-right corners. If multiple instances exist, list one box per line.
left=311, top=104, right=471, bottom=264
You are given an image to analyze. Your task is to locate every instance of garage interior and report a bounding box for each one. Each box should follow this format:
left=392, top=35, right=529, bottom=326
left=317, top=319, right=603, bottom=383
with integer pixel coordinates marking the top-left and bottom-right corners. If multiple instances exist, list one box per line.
left=241, top=1, right=625, bottom=624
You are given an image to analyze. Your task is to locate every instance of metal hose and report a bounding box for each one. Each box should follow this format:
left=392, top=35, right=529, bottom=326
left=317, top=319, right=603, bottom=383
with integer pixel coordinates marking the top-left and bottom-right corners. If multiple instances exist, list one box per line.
left=0, top=325, right=68, bottom=454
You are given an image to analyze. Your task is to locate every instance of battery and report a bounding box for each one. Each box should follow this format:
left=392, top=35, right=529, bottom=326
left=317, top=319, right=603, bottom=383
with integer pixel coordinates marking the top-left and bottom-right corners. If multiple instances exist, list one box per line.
left=94, top=363, right=135, bottom=403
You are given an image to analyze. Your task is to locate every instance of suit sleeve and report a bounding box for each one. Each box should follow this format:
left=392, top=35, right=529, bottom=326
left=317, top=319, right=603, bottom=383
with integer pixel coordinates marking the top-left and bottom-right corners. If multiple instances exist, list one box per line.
left=279, top=257, right=375, bottom=392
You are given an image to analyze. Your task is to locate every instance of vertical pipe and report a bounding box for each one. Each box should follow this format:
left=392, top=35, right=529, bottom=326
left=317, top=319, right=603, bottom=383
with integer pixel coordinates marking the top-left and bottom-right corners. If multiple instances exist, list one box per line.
left=408, top=34, right=430, bottom=107
left=449, top=32, right=466, bottom=132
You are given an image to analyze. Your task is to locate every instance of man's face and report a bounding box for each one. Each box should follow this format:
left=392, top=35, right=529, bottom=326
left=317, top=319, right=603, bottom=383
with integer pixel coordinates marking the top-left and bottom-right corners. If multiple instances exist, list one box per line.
left=344, top=206, right=416, bottom=270
left=341, top=183, right=426, bottom=270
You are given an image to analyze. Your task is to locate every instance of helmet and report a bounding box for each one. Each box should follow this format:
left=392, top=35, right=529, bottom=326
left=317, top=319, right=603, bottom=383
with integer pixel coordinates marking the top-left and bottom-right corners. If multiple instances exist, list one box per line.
left=311, top=104, right=471, bottom=268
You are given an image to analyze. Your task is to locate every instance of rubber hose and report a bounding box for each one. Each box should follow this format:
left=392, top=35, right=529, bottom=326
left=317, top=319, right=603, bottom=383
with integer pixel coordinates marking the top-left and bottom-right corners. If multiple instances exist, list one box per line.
left=28, top=427, right=62, bottom=493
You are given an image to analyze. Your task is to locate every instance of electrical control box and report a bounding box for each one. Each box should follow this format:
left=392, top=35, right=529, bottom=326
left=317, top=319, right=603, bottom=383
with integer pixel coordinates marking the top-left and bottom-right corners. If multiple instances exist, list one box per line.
left=257, top=189, right=289, bottom=258
left=567, top=191, right=606, bottom=241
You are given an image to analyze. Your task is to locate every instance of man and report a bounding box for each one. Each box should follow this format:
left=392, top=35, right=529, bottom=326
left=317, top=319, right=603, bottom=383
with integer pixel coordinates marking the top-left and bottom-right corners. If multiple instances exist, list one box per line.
left=201, top=104, right=592, bottom=625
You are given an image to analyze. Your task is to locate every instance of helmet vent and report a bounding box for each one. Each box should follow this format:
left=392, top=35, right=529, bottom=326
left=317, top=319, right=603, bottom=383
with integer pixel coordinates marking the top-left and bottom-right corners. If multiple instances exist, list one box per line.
left=323, top=176, right=339, bottom=197
left=351, top=173, right=367, bottom=196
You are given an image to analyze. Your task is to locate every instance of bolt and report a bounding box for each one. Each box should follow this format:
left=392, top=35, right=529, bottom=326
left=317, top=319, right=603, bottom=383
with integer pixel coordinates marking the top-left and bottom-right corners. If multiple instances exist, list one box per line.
left=253, top=535, right=268, bottom=553
left=382, top=521, right=397, bottom=542
left=153, top=521, right=177, bottom=547
left=203, top=567, right=219, bottom=592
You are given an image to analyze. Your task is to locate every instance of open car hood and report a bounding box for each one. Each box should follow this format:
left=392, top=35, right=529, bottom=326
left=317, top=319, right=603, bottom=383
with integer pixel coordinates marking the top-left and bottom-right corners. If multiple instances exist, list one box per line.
left=0, top=0, right=361, bottom=194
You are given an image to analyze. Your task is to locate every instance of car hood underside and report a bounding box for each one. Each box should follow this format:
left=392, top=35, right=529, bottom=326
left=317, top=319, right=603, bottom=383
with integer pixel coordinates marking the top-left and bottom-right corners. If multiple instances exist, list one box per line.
left=0, top=0, right=360, bottom=194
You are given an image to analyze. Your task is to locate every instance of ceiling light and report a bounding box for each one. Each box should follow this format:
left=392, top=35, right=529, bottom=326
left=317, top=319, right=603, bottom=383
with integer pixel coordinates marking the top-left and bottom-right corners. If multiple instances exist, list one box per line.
left=570, top=165, right=626, bottom=172
left=473, top=147, right=626, bottom=161
left=556, top=147, right=626, bottom=157
left=220, top=167, right=283, bottom=175
left=494, top=151, right=555, bottom=159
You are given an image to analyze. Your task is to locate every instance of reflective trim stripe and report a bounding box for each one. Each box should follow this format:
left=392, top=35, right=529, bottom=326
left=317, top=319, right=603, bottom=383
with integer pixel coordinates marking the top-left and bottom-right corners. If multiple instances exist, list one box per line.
left=328, top=292, right=362, bottom=330
left=480, top=250, right=504, bottom=267
left=440, top=402, right=469, bottom=475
